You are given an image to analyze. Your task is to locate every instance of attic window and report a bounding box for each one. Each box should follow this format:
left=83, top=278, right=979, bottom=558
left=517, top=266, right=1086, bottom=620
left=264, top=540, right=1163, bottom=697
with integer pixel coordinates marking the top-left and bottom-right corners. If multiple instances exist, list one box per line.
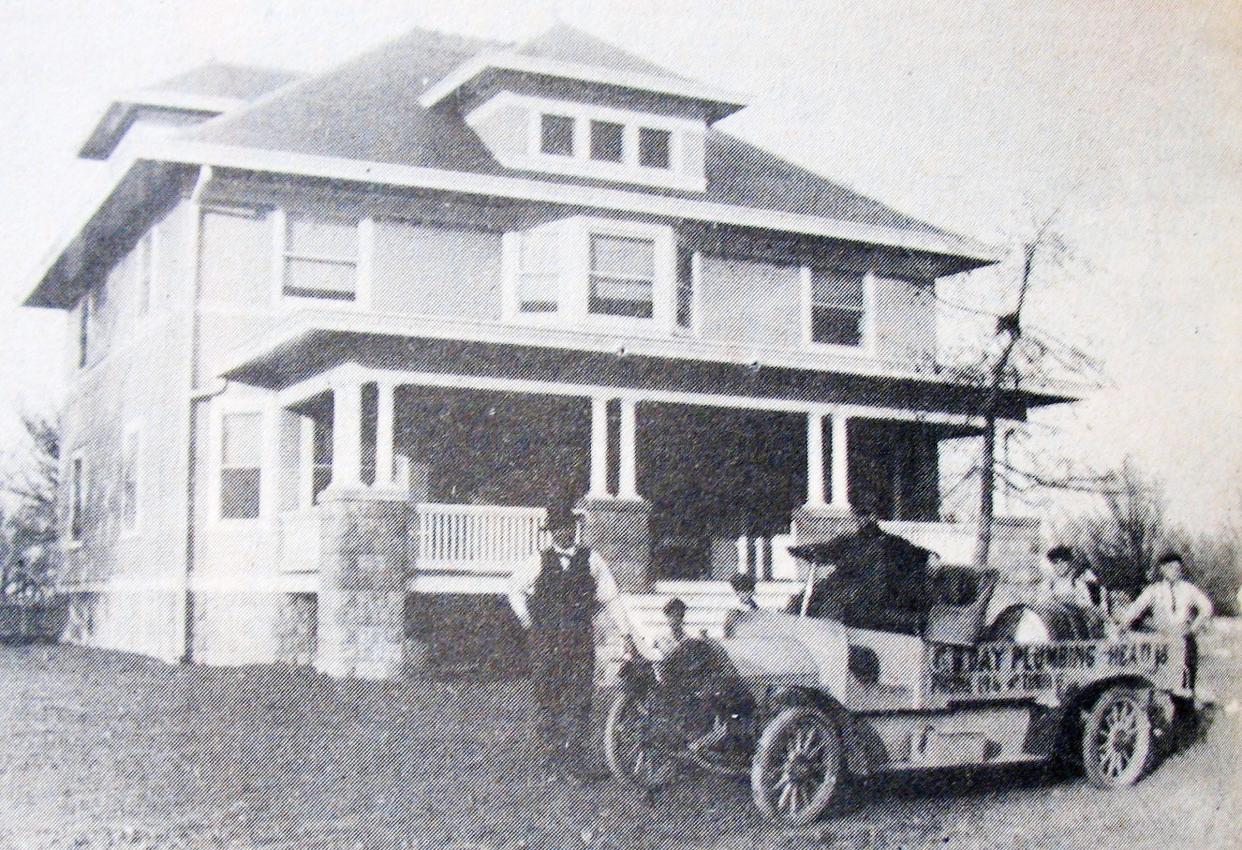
left=639, top=128, right=671, bottom=169
left=590, top=120, right=624, bottom=163
left=540, top=113, right=574, bottom=156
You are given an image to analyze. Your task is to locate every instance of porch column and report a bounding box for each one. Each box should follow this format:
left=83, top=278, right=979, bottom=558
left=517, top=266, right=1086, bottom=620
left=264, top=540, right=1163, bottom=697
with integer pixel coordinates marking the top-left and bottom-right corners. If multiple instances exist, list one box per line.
left=589, top=396, right=611, bottom=498
left=329, top=380, right=362, bottom=489
left=618, top=398, right=639, bottom=499
left=374, top=381, right=396, bottom=489
left=806, top=412, right=827, bottom=507
left=829, top=414, right=851, bottom=508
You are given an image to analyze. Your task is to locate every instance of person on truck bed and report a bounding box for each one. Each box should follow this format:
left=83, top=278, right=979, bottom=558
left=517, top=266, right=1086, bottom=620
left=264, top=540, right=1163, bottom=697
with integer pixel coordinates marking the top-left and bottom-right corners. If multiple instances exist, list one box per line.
left=1121, top=552, right=1213, bottom=692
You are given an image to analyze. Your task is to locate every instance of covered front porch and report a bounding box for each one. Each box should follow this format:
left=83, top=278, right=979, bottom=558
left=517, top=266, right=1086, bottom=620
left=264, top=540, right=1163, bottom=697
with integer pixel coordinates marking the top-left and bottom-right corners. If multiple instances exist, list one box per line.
left=270, top=362, right=1011, bottom=596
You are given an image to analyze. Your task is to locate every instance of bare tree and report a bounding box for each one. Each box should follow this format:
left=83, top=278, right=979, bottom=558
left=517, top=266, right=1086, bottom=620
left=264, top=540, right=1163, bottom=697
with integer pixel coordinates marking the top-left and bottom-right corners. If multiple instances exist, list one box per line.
left=937, top=212, right=1099, bottom=568
left=1054, top=457, right=1167, bottom=597
left=0, top=411, right=60, bottom=598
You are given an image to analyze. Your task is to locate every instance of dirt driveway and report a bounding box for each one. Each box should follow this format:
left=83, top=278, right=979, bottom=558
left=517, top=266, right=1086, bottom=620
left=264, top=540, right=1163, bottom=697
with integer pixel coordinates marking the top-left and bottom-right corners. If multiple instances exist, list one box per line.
left=0, top=630, right=1238, bottom=850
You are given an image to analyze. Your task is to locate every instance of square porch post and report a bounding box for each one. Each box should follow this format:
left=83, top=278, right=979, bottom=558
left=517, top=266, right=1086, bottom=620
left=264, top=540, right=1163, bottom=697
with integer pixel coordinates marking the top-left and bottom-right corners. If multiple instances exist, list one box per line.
left=589, top=395, right=610, bottom=498
left=830, top=414, right=851, bottom=509
left=618, top=397, right=639, bottom=499
left=806, top=412, right=827, bottom=507
left=579, top=396, right=651, bottom=593
left=328, top=379, right=363, bottom=490
left=374, top=380, right=396, bottom=489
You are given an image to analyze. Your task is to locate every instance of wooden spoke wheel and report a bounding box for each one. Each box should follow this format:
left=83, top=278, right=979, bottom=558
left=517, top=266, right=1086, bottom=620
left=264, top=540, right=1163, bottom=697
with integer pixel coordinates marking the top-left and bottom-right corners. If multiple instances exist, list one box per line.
left=604, top=693, right=680, bottom=791
left=751, top=707, right=843, bottom=825
left=1082, top=686, right=1155, bottom=788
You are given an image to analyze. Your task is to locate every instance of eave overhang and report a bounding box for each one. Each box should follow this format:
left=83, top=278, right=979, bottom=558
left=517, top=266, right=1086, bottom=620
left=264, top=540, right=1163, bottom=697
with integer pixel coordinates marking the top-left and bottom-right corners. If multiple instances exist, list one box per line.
left=78, top=91, right=244, bottom=160
left=216, top=318, right=1079, bottom=421
left=140, top=139, right=1006, bottom=266
left=418, top=50, right=749, bottom=123
left=22, top=160, right=191, bottom=310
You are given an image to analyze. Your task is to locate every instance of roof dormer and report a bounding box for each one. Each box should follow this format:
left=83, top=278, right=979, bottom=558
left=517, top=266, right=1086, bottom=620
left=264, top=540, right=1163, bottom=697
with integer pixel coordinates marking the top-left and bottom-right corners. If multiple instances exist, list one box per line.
left=78, top=62, right=300, bottom=161
left=422, top=24, right=746, bottom=191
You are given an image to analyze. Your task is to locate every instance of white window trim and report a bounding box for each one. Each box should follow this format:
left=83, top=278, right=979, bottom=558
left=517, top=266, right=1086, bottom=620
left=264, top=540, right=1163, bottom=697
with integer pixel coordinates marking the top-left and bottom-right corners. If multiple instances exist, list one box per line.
left=209, top=399, right=276, bottom=527
left=502, top=216, right=677, bottom=334
left=800, top=266, right=877, bottom=357
left=133, top=226, right=159, bottom=317
left=272, top=208, right=373, bottom=310
left=67, top=449, right=86, bottom=548
left=467, top=92, right=706, bottom=192
left=673, top=249, right=702, bottom=336
left=119, top=420, right=143, bottom=539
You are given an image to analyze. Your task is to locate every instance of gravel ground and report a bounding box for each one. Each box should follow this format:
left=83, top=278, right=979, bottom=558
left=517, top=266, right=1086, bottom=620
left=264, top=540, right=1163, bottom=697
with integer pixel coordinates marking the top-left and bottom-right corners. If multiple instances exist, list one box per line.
left=0, top=624, right=1239, bottom=850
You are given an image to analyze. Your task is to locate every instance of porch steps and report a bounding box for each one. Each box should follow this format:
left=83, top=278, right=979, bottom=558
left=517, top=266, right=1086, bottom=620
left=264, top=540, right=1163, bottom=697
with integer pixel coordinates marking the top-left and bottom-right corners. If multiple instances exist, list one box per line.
left=622, top=579, right=804, bottom=646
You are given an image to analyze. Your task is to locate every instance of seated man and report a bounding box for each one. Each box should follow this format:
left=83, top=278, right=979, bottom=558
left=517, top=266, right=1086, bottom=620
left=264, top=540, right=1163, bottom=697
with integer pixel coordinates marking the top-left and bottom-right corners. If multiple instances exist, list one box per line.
left=790, top=503, right=933, bottom=635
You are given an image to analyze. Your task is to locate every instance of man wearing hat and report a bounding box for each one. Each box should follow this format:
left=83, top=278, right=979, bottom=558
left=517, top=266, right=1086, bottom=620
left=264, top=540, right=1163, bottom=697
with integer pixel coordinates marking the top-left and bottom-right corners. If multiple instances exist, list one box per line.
left=508, top=501, right=635, bottom=783
left=1122, top=552, right=1213, bottom=692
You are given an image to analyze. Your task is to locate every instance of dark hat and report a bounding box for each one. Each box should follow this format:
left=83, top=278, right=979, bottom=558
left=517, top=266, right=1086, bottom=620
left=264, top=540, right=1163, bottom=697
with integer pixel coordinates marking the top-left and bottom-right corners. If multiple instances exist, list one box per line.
left=730, top=572, right=757, bottom=592
left=1046, top=545, right=1074, bottom=562
left=663, top=597, right=687, bottom=617
left=542, top=501, right=580, bottom=531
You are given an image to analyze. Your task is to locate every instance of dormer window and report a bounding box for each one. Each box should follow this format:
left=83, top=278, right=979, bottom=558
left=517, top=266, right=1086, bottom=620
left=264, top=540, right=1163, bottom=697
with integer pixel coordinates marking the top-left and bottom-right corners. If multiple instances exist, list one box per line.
left=540, top=113, right=574, bottom=156
left=590, top=120, right=625, bottom=163
left=466, top=93, right=707, bottom=191
left=639, top=128, right=671, bottom=169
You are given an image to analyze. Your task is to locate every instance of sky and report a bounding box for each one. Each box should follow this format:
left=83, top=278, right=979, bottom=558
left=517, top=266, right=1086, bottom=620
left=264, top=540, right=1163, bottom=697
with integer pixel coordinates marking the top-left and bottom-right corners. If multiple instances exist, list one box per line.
left=0, top=0, right=1238, bottom=530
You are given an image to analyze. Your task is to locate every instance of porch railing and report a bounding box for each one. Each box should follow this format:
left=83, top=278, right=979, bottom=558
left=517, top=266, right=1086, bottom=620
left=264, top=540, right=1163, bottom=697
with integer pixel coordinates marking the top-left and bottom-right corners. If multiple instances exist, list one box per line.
left=413, top=503, right=547, bottom=575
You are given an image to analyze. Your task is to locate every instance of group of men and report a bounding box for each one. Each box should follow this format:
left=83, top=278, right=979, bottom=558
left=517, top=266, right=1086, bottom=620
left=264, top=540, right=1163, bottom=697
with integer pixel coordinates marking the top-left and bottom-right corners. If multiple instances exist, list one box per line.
left=508, top=500, right=1216, bottom=783
left=1041, top=545, right=1214, bottom=690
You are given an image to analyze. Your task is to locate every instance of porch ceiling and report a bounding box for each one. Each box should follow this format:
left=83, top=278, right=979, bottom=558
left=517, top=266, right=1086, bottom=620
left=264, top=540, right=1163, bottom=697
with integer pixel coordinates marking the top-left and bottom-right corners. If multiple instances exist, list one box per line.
left=221, top=329, right=1071, bottom=420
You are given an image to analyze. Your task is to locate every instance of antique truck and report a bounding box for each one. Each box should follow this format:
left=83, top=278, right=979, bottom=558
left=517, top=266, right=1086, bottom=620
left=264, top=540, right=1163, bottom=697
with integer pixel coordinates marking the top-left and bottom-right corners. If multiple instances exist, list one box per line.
left=604, top=541, right=1190, bottom=825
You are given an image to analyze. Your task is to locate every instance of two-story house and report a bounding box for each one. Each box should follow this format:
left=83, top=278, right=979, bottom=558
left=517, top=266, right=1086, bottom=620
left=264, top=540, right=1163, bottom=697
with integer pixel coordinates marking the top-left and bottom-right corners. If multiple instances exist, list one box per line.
left=24, top=25, right=1075, bottom=678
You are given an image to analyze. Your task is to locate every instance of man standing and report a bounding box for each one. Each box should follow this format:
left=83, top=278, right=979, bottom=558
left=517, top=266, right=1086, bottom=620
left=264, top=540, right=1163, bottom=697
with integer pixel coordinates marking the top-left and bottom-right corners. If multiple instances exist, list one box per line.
left=1122, top=552, right=1214, bottom=692
left=508, top=502, right=634, bottom=783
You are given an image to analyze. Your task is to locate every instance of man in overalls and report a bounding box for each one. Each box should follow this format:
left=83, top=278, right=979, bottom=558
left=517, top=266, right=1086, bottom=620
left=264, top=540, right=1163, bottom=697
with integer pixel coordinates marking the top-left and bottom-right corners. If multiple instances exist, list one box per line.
left=508, top=502, right=634, bottom=783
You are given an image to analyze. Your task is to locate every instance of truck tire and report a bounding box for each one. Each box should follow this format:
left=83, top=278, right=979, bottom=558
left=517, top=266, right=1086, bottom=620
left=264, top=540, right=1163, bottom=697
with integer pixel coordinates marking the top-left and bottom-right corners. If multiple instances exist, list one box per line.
left=751, top=706, right=842, bottom=825
left=1081, top=686, right=1155, bottom=788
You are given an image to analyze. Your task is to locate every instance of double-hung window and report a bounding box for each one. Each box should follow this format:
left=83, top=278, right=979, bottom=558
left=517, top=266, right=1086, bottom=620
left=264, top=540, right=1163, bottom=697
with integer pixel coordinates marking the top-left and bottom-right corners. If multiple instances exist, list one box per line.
left=808, top=268, right=869, bottom=348
left=588, top=234, right=655, bottom=319
left=120, top=425, right=140, bottom=535
left=281, top=214, right=359, bottom=302
left=77, top=292, right=90, bottom=369
left=69, top=452, right=85, bottom=543
left=516, top=229, right=559, bottom=314
left=135, top=231, right=155, bottom=314
left=675, top=246, right=695, bottom=331
left=220, top=412, right=263, bottom=520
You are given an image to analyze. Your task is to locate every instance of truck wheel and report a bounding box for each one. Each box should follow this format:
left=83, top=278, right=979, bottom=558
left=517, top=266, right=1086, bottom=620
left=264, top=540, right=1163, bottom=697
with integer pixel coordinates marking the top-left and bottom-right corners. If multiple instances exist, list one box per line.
left=604, top=693, right=678, bottom=791
left=751, top=706, right=842, bottom=825
left=1081, top=686, right=1155, bottom=788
